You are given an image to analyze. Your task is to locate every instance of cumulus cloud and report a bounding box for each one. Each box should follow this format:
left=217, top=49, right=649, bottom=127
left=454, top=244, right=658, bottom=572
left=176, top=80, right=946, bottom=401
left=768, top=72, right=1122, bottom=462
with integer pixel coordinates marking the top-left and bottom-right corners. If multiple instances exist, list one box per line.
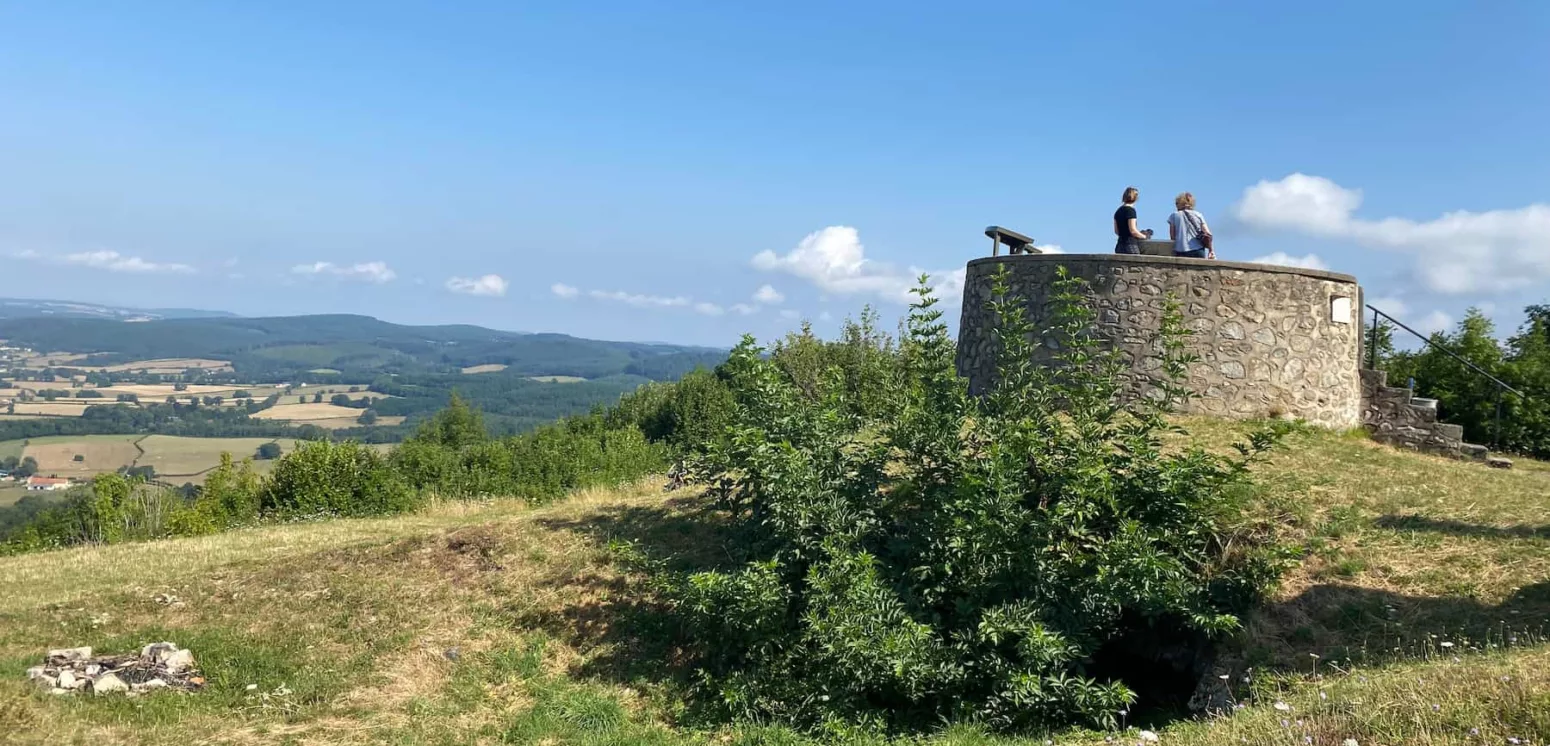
left=551, top=283, right=579, bottom=299
left=818, top=311, right=834, bottom=322
left=1366, top=296, right=1408, bottom=318
left=445, top=274, right=509, bottom=297
left=291, top=261, right=396, bottom=283
left=753, top=284, right=785, bottom=304
left=1417, top=310, right=1454, bottom=335
left=730, top=303, right=758, bottom=315
left=752, top=226, right=964, bottom=304
left=1249, top=252, right=1329, bottom=270
left=1235, top=173, right=1550, bottom=293
left=694, top=302, right=725, bottom=316
left=1037, top=244, right=1065, bottom=254
left=42, top=250, right=196, bottom=274
left=588, top=290, right=690, bottom=308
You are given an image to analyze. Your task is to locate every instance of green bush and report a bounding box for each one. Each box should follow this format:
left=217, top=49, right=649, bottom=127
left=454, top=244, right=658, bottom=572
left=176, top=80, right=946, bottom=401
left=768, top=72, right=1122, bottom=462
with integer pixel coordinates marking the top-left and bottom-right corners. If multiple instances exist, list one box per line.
left=261, top=440, right=417, bottom=518
left=668, top=270, right=1290, bottom=733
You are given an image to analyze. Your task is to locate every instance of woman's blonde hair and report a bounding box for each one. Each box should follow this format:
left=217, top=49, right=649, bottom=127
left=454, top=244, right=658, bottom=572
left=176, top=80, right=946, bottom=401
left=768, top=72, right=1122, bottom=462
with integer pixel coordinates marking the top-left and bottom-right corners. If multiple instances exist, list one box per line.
left=1122, top=187, right=1139, bottom=204
left=1175, top=192, right=1196, bottom=210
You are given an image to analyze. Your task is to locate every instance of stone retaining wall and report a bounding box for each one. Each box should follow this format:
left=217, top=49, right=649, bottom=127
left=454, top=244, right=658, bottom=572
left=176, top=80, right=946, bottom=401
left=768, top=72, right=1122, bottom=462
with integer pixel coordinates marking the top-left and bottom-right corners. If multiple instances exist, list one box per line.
left=954, top=254, right=1364, bottom=428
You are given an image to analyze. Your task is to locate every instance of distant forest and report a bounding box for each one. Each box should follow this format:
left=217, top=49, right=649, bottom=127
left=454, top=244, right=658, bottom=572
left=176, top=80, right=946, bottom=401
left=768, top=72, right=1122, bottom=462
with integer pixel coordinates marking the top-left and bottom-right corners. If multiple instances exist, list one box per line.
left=0, top=313, right=726, bottom=441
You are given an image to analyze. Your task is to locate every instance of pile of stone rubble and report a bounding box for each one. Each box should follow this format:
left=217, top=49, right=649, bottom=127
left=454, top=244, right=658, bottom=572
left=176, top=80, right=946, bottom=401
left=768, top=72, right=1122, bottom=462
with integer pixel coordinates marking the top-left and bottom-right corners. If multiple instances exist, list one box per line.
left=25, top=643, right=203, bottom=696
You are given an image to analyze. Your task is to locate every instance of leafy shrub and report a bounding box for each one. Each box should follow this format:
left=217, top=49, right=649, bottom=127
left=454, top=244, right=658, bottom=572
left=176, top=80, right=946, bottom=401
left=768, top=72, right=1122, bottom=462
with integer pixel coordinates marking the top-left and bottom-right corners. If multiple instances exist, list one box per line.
left=669, top=270, right=1290, bottom=733
left=261, top=440, right=417, bottom=518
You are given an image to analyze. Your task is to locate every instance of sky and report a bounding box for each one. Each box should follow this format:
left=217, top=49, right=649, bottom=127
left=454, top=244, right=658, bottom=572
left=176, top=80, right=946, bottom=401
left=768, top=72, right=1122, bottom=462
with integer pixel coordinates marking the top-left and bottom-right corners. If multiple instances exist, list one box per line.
left=1, top=1, right=1547, bottom=346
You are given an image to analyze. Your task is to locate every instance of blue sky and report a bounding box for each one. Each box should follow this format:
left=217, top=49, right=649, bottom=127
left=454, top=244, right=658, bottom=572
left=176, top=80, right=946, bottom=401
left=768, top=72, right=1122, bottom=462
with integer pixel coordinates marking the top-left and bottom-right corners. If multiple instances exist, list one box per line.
left=1, top=1, right=1547, bottom=346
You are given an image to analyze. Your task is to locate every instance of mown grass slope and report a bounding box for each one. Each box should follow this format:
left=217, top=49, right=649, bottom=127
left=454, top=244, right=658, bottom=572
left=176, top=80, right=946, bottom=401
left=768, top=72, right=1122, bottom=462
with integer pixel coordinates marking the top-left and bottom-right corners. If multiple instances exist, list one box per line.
left=1, top=420, right=1547, bottom=745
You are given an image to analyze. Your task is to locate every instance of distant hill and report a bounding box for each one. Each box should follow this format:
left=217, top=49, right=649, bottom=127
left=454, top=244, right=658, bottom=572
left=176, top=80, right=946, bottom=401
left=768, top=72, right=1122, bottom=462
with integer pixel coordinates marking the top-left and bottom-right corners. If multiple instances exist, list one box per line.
left=0, top=298, right=235, bottom=321
left=0, top=312, right=725, bottom=382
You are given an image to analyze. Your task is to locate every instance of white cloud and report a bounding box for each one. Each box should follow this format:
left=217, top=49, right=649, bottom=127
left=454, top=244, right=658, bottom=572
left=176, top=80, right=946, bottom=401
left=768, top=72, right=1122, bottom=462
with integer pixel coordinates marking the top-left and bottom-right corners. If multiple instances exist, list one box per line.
left=752, top=226, right=964, bottom=304
left=753, top=284, right=785, bottom=304
left=694, top=302, right=725, bottom=316
left=1249, top=252, right=1329, bottom=270
left=818, top=311, right=833, bottom=322
left=730, top=303, right=758, bottom=315
left=291, top=261, right=396, bottom=283
left=59, top=250, right=196, bottom=274
left=1235, top=173, right=1550, bottom=293
left=551, top=283, right=579, bottom=299
left=588, top=290, right=690, bottom=308
left=1366, top=296, right=1408, bottom=318
left=445, top=274, right=509, bottom=297
left=1417, top=310, right=1454, bottom=335
left=1037, top=244, right=1065, bottom=254
left=779, top=309, right=801, bottom=320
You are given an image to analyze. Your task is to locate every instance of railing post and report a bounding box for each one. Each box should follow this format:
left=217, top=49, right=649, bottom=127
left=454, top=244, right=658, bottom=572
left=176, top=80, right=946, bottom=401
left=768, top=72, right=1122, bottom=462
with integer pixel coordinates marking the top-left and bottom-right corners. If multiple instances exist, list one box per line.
left=1368, top=307, right=1379, bottom=370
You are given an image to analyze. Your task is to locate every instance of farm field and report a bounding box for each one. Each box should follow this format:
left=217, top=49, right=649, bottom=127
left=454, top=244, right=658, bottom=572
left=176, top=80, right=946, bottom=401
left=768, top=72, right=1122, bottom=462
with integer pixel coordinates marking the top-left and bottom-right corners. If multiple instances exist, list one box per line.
left=134, top=435, right=297, bottom=479
left=250, top=402, right=404, bottom=429
left=528, top=375, right=586, bottom=383
left=9, top=402, right=96, bottom=417
left=19, top=435, right=142, bottom=478
left=0, top=435, right=304, bottom=484
left=461, top=364, right=508, bottom=374
left=0, top=483, right=25, bottom=508
left=91, top=358, right=232, bottom=374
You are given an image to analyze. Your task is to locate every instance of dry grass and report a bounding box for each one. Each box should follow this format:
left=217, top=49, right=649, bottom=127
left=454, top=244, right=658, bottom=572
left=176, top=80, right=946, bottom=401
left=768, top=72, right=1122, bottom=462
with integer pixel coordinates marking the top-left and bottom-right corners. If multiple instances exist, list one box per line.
left=21, top=436, right=142, bottom=477
left=462, top=364, right=508, bottom=374
left=9, top=401, right=93, bottom=417
left=88, top=358, right=233, bottom=373
left=95, top=383, right=239, bottom=398
left=134, top=436, right=298, bottom=479
left=250, top=403, right=365, bottom=422
left=0, top=427, right=1547, bottom=745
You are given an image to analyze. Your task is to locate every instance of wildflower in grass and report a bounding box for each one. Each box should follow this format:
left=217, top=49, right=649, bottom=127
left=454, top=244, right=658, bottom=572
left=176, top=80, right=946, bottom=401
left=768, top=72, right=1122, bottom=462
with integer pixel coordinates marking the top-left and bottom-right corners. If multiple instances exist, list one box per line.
left=1440, top=641, right=1454, bottom=648
left=1274, top=702, right=1292, bottom=712
left=1343, top=740, right=1360, bottom=746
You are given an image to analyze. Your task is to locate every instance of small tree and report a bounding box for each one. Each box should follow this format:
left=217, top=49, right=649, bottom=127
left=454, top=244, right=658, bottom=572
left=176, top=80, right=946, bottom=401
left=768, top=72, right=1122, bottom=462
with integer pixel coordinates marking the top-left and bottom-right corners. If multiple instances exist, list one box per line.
left=666, top=270, right=1289, bottom=732
left=15, top=457, right=38, bottom=478
left=313, top=392, right=324, bottom=404
left=357, top=408, right=379, bottom=426
left=255, top=442, right=283, bottom=460
left=413, top=392, right=485, bottom=449
left=331, top=393, right=352, bottom=407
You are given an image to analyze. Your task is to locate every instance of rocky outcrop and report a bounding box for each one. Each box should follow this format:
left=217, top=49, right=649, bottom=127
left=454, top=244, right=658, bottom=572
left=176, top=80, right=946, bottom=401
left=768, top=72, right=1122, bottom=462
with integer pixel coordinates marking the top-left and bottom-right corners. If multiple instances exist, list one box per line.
left=1359, top=369, right=1504, bottom=465
left=25, top=642, right=203, bottom=696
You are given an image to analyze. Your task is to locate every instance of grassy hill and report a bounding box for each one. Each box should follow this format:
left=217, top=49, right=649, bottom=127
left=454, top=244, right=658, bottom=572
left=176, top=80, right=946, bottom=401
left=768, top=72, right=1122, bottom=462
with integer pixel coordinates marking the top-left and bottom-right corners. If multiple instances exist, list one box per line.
left=0, top=420, right=1546, bottom=744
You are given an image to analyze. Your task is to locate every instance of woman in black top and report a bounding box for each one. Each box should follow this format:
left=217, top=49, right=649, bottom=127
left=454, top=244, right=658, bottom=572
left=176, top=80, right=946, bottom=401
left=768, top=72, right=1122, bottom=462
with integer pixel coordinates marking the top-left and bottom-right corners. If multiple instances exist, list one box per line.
left=1113, top=186, right=1152, bottom=254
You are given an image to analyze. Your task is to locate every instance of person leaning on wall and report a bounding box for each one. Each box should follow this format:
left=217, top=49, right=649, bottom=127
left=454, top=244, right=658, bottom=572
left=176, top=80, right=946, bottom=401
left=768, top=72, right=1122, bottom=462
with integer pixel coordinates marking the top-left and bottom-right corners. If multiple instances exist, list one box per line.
left=1113, top=186, right=1153, bottom=254
left=1167, top=192, right=1215, bottom=259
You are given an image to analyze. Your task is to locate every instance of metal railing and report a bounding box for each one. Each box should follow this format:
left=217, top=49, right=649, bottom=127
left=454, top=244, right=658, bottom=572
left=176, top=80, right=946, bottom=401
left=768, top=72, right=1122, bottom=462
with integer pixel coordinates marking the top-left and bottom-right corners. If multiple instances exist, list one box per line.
left=1367, top=304, right=1526, bottom=448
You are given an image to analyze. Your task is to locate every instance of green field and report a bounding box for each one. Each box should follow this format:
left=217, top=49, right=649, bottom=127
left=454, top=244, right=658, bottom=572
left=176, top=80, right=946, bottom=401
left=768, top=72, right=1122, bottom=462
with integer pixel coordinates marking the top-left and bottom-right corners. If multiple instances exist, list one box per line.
left=0, top=420, right=1547, bottom=744
left=0, top=435, right=300, bottom=484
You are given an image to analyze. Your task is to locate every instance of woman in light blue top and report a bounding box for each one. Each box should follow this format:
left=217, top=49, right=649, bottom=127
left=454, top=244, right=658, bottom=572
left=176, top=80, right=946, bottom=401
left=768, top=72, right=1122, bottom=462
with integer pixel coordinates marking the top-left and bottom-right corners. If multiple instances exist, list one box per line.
left=1167, top=192, right=1214, bottom=259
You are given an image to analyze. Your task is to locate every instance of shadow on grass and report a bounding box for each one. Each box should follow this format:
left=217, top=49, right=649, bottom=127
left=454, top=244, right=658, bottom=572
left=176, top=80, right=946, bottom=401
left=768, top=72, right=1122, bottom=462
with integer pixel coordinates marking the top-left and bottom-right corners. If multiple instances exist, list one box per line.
left=1249, top=580, right=1550, bottom=672
left=1372, top=514, right=1550, bottom=540
left=518, top=494, right=740, bottom=689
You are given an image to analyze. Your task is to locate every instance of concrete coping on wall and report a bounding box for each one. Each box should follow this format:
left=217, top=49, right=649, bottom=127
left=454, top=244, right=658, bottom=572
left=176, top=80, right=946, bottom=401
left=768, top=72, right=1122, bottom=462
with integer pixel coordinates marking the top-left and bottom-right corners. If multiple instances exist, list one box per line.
left=965, top=253, right=1359, bottom=286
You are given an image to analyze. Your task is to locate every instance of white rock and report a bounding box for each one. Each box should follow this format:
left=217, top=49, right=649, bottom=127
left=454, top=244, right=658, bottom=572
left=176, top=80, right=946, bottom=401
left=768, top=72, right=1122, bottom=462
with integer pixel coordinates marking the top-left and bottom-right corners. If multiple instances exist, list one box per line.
left=47, top=647, right=92, bottom=662
left=138, top=678, right=169, bottom=692
left=84, top=664, right=101, bottom=676
left=24, top=666, right=48, bottom=681
left=48, top=687, right=72, bottom=696
left=141, top=642, right=178, bottom=662
left=1139, top=730, right=1160, bottom=742
left=92, top=673, right=129, bottom=695
left=57, top=670, right=80, bottom=690
left=162, top=649, right=195, bottom=673
left=1342, top=740, right=1360, bottom=746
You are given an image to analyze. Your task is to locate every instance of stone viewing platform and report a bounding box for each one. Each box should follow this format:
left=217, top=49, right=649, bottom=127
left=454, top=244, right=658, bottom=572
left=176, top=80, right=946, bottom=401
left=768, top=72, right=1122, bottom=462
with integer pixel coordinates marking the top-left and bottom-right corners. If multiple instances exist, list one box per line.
left=955, top=253, right=1364, bottom=428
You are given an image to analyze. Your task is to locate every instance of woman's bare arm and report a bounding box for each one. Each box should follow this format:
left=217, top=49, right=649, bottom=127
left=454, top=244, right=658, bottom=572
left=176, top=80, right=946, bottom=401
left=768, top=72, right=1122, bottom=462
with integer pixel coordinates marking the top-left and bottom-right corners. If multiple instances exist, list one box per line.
left=1127, top=218, right=1147, bottom=239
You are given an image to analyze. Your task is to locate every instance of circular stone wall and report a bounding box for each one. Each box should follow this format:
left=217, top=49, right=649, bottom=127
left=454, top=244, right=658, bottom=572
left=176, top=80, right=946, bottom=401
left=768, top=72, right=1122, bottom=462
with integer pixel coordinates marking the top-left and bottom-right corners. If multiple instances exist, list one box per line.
left=955, top=254, right=1363, bottom=428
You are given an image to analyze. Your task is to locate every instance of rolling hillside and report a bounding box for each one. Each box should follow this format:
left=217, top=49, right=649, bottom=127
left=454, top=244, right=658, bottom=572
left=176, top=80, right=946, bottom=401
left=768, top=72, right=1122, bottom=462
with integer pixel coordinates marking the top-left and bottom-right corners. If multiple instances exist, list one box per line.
left=0, top=313, right=724, bottom=380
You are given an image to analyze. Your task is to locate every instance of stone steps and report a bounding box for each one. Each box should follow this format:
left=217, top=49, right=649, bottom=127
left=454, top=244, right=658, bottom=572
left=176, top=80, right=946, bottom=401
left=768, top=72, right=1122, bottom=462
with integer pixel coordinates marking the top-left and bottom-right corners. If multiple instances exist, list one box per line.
left=1359, top=368, right=1504, bottom=467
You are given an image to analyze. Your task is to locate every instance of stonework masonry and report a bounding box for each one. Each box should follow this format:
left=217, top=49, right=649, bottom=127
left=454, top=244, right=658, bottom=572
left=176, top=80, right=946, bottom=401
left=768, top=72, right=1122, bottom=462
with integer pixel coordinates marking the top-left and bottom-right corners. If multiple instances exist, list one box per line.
left=955, top=254, right=1364, bottom=428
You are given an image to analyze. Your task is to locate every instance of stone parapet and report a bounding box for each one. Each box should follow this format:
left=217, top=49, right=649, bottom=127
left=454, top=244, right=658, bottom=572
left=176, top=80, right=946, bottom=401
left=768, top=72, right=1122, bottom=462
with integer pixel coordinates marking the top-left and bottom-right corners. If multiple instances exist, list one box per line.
left=954, top=254, right=1363, bottom=428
